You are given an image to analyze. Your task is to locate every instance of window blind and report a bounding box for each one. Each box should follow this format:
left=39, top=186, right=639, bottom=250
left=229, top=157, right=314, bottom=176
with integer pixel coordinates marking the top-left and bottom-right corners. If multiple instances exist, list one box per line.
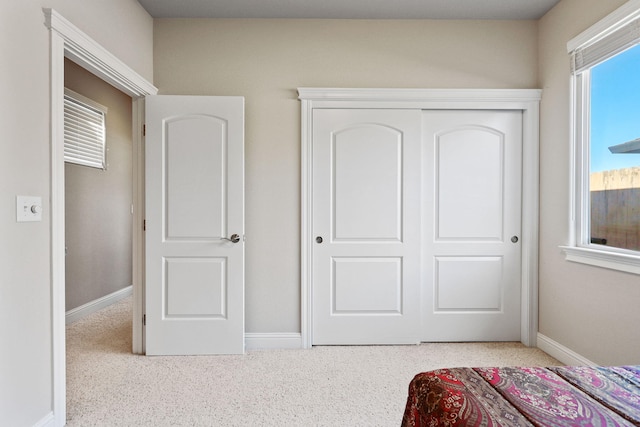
left=571, top=16, right=640, bottom=73
left=64, top=88, right=107, bottom=169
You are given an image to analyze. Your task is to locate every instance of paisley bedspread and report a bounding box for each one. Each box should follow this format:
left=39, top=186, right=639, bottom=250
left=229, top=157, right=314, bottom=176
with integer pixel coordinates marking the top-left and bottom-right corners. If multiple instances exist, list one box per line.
left=401, top=366, right=640, bottom=426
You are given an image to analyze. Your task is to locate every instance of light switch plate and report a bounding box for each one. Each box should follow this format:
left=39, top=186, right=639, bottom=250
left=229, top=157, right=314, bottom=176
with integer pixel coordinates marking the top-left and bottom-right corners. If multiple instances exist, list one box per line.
left=17, top=196, right=42, bottom=222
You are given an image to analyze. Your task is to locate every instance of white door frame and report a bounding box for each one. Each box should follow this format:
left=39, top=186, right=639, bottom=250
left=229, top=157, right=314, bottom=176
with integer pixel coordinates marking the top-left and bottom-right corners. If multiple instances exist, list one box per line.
left=45, top=9, right=156, bottom=426
left=298, top=88, right=541, bottom=349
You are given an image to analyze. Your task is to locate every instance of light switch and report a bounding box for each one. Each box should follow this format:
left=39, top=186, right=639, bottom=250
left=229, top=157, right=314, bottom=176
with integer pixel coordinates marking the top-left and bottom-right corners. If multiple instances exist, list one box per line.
left=17, top=196, right=43, bottom=222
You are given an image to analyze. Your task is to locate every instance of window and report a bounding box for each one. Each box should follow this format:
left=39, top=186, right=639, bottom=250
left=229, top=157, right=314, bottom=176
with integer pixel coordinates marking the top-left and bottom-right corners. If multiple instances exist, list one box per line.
left=563, top=0, right=640, bottom=274
left=64, top=88, right=107, bottom=169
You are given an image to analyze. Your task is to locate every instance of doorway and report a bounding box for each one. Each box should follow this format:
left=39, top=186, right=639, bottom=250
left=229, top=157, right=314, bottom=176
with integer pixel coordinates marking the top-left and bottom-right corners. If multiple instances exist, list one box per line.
left=64, top=58, right=134, bottom=321
left=46, top=8, right=157, bottom=425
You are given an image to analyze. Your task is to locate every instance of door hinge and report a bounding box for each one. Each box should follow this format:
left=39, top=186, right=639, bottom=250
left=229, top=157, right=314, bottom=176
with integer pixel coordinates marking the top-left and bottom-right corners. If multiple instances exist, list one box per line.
left=143, top=219, right=146, bottom=231
left=143, top=124, right=146, bottom=136
left=143, top=314, right=146, bottom=326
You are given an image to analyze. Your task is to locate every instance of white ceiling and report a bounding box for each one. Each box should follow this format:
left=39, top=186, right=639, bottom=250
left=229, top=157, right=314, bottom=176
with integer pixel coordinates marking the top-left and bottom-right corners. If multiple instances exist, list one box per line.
left=137, top=0, right=561, bottom=20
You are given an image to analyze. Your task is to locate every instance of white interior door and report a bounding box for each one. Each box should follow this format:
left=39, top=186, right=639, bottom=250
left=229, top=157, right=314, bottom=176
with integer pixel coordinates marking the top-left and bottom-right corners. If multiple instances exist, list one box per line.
left=312, top=109, right=422, bottom=345
left=145, top=95, right=244, bottom=355
left=421, top=110, right=522, bottom=341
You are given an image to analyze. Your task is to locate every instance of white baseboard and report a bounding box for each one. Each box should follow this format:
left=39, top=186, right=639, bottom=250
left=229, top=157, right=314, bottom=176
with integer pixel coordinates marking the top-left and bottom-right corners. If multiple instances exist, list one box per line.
left=66, top=285, right=133, bottom=324
left=245, top=332, right=302, bottom=350
left=537, top=333, right=597, bottom=366
left=32, top=411, right=55, bottom=427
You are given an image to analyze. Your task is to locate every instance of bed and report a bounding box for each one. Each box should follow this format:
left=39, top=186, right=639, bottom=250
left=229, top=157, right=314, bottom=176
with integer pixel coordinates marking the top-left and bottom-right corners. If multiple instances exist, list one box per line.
left=402, top=366, right=640, bottom=426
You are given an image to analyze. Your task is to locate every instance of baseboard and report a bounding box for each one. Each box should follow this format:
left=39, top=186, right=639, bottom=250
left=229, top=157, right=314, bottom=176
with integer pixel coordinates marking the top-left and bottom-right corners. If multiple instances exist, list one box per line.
left=32, top=411, right=55, bottom=427
left=537, top=333, right=597, bottom=366
left=245, top=332, right=302, bottom=350
left=66, top=285, right=133, bottom=324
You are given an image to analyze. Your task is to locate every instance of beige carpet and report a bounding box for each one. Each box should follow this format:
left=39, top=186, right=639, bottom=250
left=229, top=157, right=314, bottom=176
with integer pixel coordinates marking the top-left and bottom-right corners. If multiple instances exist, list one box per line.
left=66, top=297, right=559, bottom=426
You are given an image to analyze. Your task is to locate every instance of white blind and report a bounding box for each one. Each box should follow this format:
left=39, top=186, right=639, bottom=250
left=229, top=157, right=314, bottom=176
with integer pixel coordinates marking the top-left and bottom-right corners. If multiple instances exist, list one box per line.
left=64, top=88, right=107, bottom=169
left=571, top=16, right=640, bottom=73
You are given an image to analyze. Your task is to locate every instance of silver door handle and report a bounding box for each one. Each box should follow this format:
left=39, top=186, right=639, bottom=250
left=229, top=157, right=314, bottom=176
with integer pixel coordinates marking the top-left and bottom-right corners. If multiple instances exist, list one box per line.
left=221, top=234, right=241, bottom=243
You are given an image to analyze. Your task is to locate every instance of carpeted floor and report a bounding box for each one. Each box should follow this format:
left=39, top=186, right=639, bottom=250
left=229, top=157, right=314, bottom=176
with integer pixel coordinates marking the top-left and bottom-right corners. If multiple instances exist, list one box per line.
left=66, top=297, right=560, bottom=426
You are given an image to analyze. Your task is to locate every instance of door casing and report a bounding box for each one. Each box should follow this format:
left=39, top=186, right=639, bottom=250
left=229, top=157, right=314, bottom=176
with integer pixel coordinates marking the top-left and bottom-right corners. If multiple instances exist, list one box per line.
left=298, top=87, right=541, bottom=349
left=46, top=9, right=157, bottom=426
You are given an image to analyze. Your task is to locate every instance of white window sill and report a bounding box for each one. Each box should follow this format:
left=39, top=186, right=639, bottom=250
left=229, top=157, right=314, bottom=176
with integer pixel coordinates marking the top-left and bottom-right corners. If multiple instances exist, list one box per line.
left=560, top=246, right=640, bottom=275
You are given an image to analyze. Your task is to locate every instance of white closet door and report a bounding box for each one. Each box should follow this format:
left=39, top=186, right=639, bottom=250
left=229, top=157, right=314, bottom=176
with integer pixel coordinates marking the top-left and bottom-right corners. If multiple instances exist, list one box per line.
left=421, top=110, right=523, bottom=341
left=312, top=109, right=422, bottom=345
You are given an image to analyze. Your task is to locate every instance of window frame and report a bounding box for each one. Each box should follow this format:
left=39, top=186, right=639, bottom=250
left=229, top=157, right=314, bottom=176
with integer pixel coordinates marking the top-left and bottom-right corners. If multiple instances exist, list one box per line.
left=562, top=0, right=640, bottom=275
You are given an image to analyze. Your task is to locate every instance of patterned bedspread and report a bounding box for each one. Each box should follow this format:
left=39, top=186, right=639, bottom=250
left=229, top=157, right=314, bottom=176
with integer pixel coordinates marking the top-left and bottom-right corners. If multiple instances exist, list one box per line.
left=402, top=366, right=640, bottom=426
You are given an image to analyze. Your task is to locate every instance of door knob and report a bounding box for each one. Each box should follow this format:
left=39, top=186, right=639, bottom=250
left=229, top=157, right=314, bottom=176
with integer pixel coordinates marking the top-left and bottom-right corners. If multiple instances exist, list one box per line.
left=316, top=236, right=323, bottom=244
left=511, top=236, right=519, bottom=243
left=222, top=234, right=241, bottom=243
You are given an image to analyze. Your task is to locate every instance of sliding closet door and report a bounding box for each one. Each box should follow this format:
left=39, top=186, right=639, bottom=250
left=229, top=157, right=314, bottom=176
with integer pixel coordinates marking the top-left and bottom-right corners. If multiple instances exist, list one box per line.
left=312, top=109, right=422, bottom=345
left=421, top=110, right=523, bottom=341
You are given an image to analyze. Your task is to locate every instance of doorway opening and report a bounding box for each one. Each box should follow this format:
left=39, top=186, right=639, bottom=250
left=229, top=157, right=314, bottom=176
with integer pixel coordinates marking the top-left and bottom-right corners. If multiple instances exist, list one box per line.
left=64, top=58, right=134, bottom=324
left=46, top=8, right=156, bottom=425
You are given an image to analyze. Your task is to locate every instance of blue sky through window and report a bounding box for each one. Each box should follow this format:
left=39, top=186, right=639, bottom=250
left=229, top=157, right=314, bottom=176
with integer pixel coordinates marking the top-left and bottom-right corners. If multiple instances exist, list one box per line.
left=590, top=43, right=640, bottom=173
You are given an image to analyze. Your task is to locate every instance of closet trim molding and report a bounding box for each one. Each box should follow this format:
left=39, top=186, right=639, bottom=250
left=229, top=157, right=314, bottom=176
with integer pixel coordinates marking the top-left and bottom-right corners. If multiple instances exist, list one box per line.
left=297, top=88, right=541, bottom=349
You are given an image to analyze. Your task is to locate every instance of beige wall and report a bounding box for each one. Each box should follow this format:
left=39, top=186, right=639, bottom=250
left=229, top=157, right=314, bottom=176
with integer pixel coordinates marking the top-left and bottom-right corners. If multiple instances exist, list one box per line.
left=154, top=19, right=539, bottom=334
left=0, top=1, right=151, bottom=425
left=64, top=59, right=133, bottom=311
left=538, top=0, right=640, bottom=365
